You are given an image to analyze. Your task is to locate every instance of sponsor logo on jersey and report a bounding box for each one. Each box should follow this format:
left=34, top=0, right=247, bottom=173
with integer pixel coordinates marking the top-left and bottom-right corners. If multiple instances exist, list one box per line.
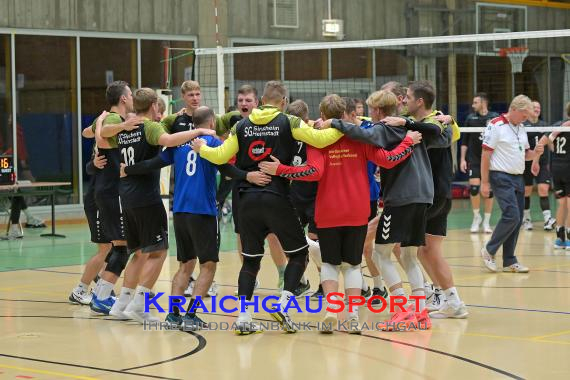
left=248, top=140, right=273, bottom=161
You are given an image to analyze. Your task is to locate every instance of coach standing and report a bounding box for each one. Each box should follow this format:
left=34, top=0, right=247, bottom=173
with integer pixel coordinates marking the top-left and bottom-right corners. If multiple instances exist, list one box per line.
left=480, top=95, right=544, bottom=273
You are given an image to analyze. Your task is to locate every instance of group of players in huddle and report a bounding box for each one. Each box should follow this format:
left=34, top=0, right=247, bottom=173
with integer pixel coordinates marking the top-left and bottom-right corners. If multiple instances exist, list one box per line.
left=67, top=77, right=570, bottom=334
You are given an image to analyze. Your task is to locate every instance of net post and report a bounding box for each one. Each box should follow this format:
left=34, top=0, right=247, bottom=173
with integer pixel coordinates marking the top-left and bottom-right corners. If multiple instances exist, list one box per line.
left=216, top=45, right=225, bottom=115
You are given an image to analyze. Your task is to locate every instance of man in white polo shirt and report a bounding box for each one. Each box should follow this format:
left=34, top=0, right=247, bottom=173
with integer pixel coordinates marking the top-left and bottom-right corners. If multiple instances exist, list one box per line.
left=480, top=95, right=544, bottom=273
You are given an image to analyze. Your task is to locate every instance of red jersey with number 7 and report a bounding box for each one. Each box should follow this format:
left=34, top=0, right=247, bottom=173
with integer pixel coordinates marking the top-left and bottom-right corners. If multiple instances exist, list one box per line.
left=276, top=135, right=415, bottom=228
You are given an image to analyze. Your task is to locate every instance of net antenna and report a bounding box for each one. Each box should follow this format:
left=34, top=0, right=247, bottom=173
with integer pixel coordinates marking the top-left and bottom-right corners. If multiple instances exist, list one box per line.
left=499, top=46, right=528, bottom=74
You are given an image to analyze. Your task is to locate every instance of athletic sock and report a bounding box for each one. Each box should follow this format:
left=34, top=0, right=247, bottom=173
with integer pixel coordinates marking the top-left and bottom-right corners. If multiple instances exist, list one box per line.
left=523, top=208, right=531, bottom=221
left=300, top=274, right=308, bottom=286
left=279, top=290, right=294, bottom=310
left=556, top=226, right=566, bottom=241
left=483, top=213, right=492, bottom=225
left=542, top=210, right=552, bottom=222
left=132, top=285, right=151, bottom=307
left=372, top=275, right=383, bottom=289
left=97, top=279, right=114, bottom=299
left=443, top=287, right=460, bottom=306
left=391, top=287, right=405, bottom=298
left=117, top=287, right=134, bottom=305
left=472, top=209, right=480, bottom=217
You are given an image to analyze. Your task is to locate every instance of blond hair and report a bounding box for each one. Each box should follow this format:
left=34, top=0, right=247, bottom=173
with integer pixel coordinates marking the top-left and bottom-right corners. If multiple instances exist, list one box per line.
left=181, top=80, right=201, bottom=94
left=366, top=90, right=398, bottom=117
left=319, top=94, right=346, bottom=120
left=510, top=94, right=533, bottom=112
left=134, top=88, right=158, bottom=114
left=157, top=97, right=166, bottom=115
left=262, top=81, right=288, bottom=104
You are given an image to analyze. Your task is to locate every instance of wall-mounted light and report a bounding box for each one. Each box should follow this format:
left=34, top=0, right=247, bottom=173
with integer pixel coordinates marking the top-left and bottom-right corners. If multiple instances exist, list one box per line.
left=322, top=19, right=344, bottom=40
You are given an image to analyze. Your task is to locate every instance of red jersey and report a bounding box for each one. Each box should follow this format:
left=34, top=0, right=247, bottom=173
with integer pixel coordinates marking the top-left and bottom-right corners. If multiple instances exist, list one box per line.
left=276, top=135, right=414, bottom=228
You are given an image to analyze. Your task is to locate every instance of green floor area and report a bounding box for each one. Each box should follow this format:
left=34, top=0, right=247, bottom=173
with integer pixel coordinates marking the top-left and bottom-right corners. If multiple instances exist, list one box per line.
left=0, top=196, right=556, bottom=272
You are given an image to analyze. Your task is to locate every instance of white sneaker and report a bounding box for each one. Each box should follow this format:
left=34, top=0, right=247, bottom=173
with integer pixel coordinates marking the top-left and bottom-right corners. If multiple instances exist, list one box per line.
left=347, top=315, right=362, bottom=335
left=481, top=246, right=497, bottom=272
left=7, top=224, right=23, bottom=239
left=523, top=218, right=533, bottom=231
left=123, top=302, right=160, bottom=323
left=207, top=281, right=218, bottom=297
left=424, top=283, right=434, bottom=304
left=235, top=314, right=262, bottom=335
left=470, top=214, right=482, bottom=233
left=502, top=263, right=529, bottom=273
left=427, top=290, right=444, bottom=312
left=429, top=301, right=469, bottom=319
left=544, top=218, right=556, bottom=231
left=320, top=312, right=337, bottom=334
left=69, top=288, right=92, bottom=305
left=482, top=224, right=493, bottom=234
left=184, top=279, right=195, bottom=297
left=109, top=301, right=129, bottom=319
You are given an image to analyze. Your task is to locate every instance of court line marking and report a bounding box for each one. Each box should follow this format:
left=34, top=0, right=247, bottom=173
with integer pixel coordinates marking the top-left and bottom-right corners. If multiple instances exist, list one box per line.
left=0, top=364, right=98, bottom=380
left=530, top=329, right=570, bottom=340
left=0, top=314, right=208, bottom=373
left=0, top=354, right=180, bottom=380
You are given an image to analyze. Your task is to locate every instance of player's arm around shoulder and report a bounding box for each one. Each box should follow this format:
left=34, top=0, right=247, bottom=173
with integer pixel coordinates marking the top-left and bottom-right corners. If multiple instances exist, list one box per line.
left=194, top=127, right=239, bottom=165
left=289, top=115, right=343, bottom=149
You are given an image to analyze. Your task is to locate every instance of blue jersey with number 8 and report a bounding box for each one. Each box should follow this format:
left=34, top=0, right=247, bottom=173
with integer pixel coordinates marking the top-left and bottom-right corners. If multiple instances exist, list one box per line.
left=160, top=135, right=222, bottom=215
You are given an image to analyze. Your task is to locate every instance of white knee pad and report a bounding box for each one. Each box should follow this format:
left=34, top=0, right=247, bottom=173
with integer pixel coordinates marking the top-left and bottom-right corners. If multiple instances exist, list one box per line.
left=400, top=246, right=423, bottom=291
left=375, top=243, right=401, bottom=289
left=320, top=262, right=340, bottom=282
left=340, top=263, right=362, bottom=289
left=306, top=236, right=322, bottom=268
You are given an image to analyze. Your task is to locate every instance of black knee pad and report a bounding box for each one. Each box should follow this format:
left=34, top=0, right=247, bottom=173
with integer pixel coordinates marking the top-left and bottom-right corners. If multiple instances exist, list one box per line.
left=105, top=245, right=129, bottom=277
left=241, top=255, right=262, bottom=275
left=470, top=185, right=480, bottom=197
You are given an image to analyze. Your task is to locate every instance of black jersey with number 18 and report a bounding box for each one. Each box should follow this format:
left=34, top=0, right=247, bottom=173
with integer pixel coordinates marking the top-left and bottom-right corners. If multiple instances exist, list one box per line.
left=116, top=120, right=164, bottom=209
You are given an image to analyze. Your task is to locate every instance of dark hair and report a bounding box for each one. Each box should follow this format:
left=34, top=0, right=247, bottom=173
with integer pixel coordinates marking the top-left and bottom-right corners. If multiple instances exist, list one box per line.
left=409, top=80, right=435, bottom=109
left=192, top=106, right=215, bottom=127
left=475, top=92, right=489, bottom=103
left=353, top=98, right=365, bottom=106
left=286, top=100, right=309, bottom=121
left=344, top=97, right=356, bottom=114
left=133, top=88, right=157, bottom=114
left=105, top=81, right=129, bottom=106
left=237, top=84, right=258, bottom=98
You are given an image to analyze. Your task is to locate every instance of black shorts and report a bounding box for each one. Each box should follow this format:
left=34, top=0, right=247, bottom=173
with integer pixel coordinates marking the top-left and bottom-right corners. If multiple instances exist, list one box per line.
left=95, top=196, right=125, bottom=241
left=239, top=191, right=308, bottom=257
left=317, top=225, right=367, bottom=266
left=468, top=163, right=481, bottom=180
left=369, top=200, right=379, bottom=222
left=375, top=203, right=428, bottom=247
left=553, top=175, right=570, bottom=198
left=124, top=203, right=169, bottom=254
left=173, top=213, right=219, bottom=264
left=524, top=162, right=551, bottom=186
left=292, top=198, right=317, bottom=235
left=84, top=206, right=110, bottom=244
left=425, top=197, right=452, bottom=237
left=232, top=186, right=240, bottom=234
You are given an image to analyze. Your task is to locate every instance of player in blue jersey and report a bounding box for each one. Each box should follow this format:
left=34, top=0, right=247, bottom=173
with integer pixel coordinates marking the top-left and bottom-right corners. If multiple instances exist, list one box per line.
left=122, top=106, right=270, bottom=329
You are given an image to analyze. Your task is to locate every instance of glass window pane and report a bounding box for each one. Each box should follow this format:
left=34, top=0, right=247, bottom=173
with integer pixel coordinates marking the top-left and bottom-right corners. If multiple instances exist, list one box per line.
left=15, top=35, right=77, bottom=203
left=80, top=37, right=136, bottom=190
left=0, top=35, right=13, bottom=177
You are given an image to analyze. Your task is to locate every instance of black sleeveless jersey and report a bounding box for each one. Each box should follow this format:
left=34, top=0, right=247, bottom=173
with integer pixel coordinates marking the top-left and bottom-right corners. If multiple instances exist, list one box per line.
left=117, top=122, right=162, bottom=209
left=170, top=113, right=194, bottom=134
left=235, top=113, right=295, bottom=196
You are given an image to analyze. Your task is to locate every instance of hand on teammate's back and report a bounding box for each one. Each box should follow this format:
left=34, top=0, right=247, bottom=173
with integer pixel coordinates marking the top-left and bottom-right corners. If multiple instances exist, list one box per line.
left=93, top=152, right=107, bottom=170
left=381, top=116, right=406, bottom=127
left=258, top=155, right=281, bottom=175
left=119, top=163, right=127, bottom=178
left=406, top=130, right=423, bottom=145
left=123, top=115, right=144, bottom=131
left=190, top=137, right=207, bottom=152
left=246, top=171, right=272, bottom=186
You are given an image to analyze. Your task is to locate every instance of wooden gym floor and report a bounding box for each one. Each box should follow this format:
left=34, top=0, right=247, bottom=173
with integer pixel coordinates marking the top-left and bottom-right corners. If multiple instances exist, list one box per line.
left=0, top=199, right=569, bottom=379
